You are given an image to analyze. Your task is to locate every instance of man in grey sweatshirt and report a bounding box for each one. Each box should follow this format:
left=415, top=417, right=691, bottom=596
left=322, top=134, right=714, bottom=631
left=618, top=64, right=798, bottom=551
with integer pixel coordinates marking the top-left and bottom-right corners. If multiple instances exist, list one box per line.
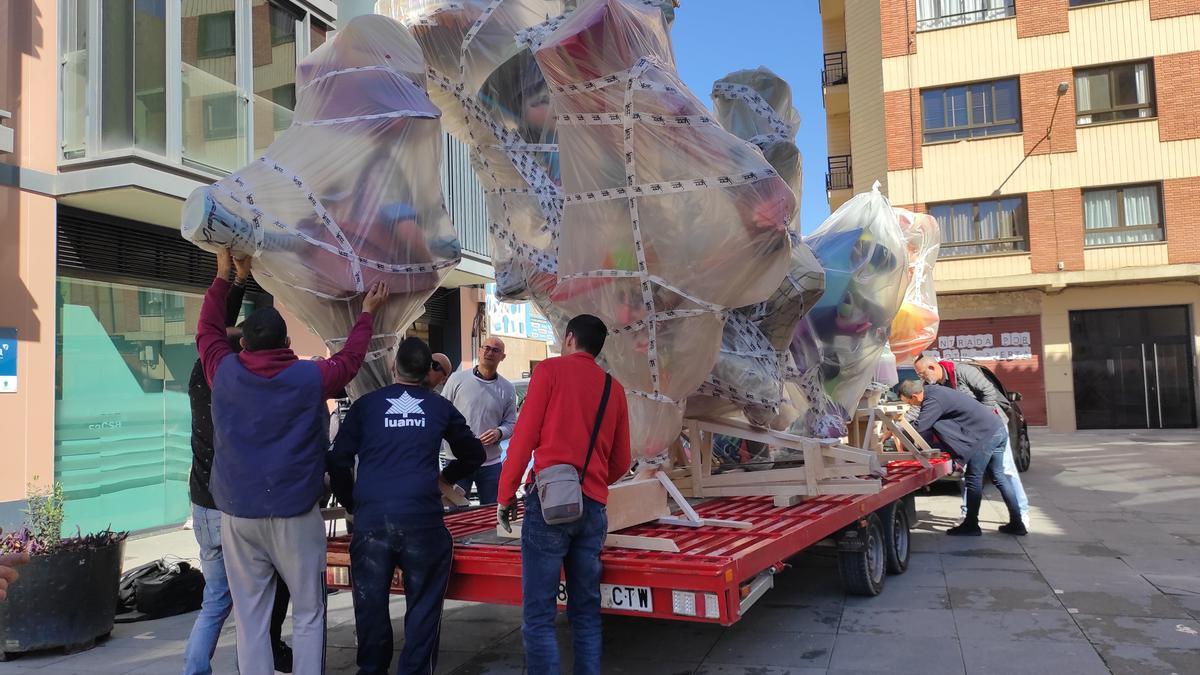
left=443, top=336, right=518, bottom=504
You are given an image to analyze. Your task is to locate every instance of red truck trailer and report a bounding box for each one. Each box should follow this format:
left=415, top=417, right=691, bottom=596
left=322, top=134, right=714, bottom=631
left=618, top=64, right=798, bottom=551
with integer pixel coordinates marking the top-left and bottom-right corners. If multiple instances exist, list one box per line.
left=325, top=457, right=950, bottom=626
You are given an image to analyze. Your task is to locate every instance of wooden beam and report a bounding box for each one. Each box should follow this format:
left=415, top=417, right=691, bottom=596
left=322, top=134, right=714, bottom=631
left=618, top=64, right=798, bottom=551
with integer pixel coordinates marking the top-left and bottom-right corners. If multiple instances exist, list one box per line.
left=773, top=495, right=803, bottom=507
left=606, top=478, right=670, bottom=531
left=604, top=534, right=680, bottom=552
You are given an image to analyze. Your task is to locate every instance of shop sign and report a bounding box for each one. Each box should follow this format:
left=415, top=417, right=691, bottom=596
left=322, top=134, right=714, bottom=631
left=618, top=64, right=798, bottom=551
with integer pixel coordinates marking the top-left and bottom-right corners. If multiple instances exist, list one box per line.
left=0, top=328, right=15, bottom=393
left=926, top=331, right=1033, bottom=361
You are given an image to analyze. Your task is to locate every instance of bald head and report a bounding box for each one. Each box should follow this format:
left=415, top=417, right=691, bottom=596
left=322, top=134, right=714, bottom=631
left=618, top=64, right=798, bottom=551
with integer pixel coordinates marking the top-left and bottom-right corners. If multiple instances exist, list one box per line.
left=478, top=336, right=506, bottom=375
left=425, top=352, right=452, bottom=389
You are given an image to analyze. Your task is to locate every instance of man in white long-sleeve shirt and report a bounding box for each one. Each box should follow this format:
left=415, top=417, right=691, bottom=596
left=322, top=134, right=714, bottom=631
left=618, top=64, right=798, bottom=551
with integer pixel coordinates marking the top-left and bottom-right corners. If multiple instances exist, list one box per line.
left=443, top=336, right=518, bottom=504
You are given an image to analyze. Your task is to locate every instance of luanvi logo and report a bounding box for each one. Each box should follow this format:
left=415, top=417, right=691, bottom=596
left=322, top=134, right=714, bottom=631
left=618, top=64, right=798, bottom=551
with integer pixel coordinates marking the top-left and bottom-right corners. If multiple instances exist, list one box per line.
left=384, top=392, right=426, bottom=428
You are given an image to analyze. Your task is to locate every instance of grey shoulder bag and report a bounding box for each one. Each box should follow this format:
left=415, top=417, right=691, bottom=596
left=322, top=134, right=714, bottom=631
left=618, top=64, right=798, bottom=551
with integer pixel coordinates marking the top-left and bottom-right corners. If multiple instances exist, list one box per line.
left=534, top=374, right=612, bottom=525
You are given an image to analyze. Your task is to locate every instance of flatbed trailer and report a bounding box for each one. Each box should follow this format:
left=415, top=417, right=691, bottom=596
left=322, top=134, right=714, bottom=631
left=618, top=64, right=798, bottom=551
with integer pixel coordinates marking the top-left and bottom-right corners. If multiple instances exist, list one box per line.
left=325, top=457, right=951, bottom=626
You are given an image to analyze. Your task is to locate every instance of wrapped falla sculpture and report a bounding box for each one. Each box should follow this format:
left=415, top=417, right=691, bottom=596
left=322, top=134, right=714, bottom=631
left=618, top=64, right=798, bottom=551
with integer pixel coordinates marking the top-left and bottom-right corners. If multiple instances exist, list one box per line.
left=689, top=67, right=825, bottom=431
left=383, top=0, right=574, bottom=338
left=532, top=0, right=796, bottom=462
left=789, top=184, right=908, bottom=438
left=180, top=15, right=458, bottom=398
left=889, top=208, right=942, bottom=363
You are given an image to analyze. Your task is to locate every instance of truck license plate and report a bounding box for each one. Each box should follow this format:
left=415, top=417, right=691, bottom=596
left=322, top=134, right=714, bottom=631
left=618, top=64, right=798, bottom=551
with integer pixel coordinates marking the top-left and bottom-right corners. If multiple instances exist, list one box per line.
left=557, top=583, right=654, bottom=613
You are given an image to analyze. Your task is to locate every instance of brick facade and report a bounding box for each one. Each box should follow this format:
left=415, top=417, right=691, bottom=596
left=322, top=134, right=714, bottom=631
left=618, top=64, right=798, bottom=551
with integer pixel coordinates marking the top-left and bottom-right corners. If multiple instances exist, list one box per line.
left=1149, top=0, right=1200, bottom=20
left=884, top=89, right=922, bottom=171
left=1015, top=0, right=1069, bottom=38
left=252, top=3, right=273, bottom=68
left=1155, top=52, right=1200, bottom=143
left=1027, top=189, right=1084, bottom=273
left=1020, top=69, right=1077, bottom=156
left=881, top=0, right=916, bottom=59
left=1164, top=177, right=1200, bottom=264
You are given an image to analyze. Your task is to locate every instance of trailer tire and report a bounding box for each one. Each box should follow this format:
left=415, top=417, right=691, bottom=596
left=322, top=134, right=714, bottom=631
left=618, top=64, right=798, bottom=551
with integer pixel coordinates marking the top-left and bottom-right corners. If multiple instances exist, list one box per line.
left=838, top=513, right=886, bottom=596
left=882, top=502, right=911, bottom=575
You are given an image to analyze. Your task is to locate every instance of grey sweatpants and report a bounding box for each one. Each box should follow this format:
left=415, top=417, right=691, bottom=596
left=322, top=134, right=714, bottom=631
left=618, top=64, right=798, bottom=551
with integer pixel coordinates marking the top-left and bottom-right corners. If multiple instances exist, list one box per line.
left=222, top=506, right=327, bottom=675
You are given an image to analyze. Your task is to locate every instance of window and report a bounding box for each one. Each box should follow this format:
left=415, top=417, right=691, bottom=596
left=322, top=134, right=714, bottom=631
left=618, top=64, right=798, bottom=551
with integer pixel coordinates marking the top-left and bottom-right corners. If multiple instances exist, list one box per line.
left=197, top=11, right=236, bottom=58
left=202, top=93, right=238, bottom=140
left=1075, top=61, right=1154, bottom=125
left=929, top=196, right=1029, bottom=257
left=270, top=3, right=298, bottom=46
left=922, top=79, right=1021, bottom=143
left=1082, top=184, right=1164, bottom=247
left=916, top=0, right=1014, bottom=31
left=271, top=84, right=296, bottom=130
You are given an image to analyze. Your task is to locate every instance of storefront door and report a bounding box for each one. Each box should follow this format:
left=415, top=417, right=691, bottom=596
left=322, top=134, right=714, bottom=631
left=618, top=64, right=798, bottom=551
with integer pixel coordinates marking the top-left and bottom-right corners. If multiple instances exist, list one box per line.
left=1069, top=305, right=1197, bottom=429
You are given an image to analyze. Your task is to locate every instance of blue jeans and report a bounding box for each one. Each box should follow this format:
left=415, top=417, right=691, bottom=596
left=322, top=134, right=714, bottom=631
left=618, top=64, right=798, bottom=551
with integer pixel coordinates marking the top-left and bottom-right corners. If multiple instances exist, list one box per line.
left=184, top=505, right=233, bottom=675
left=350, top=520, right=453, bottom=675
left=456, top=461, right=502, bottom=505
left=960, top=428, right=1029, bottom=525
left=962, top=431, right=1024, bottom=527
left=521, top=490, right=607, bottom=675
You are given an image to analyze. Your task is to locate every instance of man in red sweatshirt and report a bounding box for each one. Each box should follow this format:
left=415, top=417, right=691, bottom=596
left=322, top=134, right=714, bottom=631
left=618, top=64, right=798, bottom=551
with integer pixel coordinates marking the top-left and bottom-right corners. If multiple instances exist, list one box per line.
left=197, top=249, right=387, bottom=675
left=496, top=314, right=631, bottom=675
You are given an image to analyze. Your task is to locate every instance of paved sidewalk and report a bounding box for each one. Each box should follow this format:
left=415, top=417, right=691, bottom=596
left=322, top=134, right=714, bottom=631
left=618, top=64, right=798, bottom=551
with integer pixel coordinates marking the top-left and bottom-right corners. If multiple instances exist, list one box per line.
left=2, top=429, right=1198, bottom=674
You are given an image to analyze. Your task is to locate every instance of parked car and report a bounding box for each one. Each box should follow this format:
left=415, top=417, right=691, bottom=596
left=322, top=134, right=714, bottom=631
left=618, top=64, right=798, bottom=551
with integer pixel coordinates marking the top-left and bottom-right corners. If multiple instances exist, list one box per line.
left=891, top=362, right=1031, bottom=472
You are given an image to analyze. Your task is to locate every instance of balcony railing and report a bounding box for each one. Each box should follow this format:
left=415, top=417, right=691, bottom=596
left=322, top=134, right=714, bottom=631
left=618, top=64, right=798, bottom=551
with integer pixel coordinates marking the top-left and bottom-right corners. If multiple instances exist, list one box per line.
left=826, top=155, right=852, bottom=191
left=822, top=51, right=848, bottom=87
left=916, top=3, right=1015, bottom=31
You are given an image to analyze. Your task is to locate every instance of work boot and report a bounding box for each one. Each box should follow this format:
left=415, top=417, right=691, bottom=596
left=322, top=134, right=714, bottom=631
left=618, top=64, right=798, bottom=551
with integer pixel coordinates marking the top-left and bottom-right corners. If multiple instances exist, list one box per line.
left=999, top=521, right=1028, bottom=536
left=273, top=642, right=293, bottom=674
left=946, top=522, right=982, bottom=536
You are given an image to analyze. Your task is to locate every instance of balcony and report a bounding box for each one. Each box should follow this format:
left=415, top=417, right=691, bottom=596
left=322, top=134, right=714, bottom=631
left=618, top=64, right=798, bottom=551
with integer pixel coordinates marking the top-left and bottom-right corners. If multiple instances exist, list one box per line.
left=916, top=2, right=1014, bottom=32
left=826, top=155, right=852, bottom=192
left=822, top=51, right=848, bottom=87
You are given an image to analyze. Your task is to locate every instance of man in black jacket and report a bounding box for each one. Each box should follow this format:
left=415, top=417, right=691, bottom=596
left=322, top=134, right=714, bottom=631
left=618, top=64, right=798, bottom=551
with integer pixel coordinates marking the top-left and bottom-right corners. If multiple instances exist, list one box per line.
left=329, top=337, right=486, bottom=675
left=183, top=270, right=292, bottom=675
left=899, top=380, right=1026, bottom=537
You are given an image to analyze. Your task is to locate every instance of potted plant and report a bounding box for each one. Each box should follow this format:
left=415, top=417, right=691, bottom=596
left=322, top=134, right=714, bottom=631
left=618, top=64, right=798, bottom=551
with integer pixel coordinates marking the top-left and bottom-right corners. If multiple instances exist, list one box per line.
left=0, top=480, right=127, bottom=661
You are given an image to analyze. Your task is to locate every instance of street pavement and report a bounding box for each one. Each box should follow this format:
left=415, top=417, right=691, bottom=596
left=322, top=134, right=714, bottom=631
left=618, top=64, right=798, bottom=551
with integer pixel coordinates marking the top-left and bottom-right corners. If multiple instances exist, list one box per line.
left=2, top=428, right=1198, bottom=674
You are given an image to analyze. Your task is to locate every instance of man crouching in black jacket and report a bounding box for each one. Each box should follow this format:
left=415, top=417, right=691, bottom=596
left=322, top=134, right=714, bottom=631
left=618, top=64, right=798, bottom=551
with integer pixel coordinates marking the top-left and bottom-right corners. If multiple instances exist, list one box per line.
left=328, top=337, right=485, bottom=675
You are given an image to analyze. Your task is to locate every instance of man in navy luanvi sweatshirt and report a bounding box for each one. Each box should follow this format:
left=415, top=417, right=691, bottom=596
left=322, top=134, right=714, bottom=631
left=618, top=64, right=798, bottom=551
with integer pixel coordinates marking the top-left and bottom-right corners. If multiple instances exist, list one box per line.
left=328, top=337, right=485, bottom=675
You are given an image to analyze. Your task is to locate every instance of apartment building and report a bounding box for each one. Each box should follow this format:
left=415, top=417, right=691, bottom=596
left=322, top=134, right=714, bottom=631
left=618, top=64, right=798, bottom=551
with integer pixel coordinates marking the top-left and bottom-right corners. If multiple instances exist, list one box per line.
left=0, top=0, right=539, bottom=533
left=821, top=0, right=1200, bottom=432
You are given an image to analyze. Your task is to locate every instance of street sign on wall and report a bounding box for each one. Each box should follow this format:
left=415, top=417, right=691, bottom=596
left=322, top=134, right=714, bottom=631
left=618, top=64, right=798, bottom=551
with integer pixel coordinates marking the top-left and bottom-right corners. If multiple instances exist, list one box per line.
left=0, top=328, right=16, bottom=393
left=486, top=284, right=556, bottom=344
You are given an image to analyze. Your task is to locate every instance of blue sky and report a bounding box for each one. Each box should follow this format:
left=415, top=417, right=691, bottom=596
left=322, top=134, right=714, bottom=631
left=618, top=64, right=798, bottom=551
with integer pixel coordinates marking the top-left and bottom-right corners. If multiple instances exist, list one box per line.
left=671, top=0, right=829, bottom=234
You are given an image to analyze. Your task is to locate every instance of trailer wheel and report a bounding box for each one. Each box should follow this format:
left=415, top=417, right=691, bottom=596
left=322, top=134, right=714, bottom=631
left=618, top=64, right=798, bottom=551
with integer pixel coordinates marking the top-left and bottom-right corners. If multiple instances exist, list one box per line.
left=882, top=502, right=911, bottom=575
left=838, top=513, right=886, bottom=596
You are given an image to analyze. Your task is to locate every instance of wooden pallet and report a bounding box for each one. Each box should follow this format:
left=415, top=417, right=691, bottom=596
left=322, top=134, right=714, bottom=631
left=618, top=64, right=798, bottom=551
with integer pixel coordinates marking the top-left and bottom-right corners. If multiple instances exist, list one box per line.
left=665, top=415, right=884, bottom=506
left=849, top=401, right=937, bottom=468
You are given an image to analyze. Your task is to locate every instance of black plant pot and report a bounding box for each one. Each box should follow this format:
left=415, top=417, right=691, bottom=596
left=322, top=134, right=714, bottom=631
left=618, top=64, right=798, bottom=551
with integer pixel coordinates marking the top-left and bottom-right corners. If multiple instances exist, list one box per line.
left=0, top=538, right=126, bottom=660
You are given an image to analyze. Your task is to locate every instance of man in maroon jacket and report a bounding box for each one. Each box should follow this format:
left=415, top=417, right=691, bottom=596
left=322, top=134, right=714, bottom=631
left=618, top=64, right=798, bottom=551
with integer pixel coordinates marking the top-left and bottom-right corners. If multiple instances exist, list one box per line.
left=497, top=314, right=631, bottom=675
left=197, top=249, right=388, bottom=675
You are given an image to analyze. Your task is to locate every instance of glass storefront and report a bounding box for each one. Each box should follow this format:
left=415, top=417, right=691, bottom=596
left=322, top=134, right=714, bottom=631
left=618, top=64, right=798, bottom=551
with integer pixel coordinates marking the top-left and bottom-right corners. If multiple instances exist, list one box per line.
left=54, top=276, right=239, bottom=533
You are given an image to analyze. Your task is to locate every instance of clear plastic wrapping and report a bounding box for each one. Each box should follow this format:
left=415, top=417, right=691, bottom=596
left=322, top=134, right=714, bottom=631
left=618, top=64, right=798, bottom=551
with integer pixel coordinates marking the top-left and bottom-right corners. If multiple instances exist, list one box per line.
left=789, top=185, right=907, bottom=438
left=533, top=0, right=796, bottom=460
left=889, top=208, right=942, bottom=364
left=180, top=15, right=457, bottom=398
left=689, top=67, right=823, bottom=429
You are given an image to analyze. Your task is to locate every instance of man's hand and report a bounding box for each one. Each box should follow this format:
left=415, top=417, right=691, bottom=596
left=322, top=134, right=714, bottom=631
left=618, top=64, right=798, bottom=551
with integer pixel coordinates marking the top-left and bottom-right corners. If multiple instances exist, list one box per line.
left=362, top=281, right=389, bottom=315
left=216, top=248, right=233, bottom=282
left=233, top=254, right=252, bottom=284
left=478, top=428, right=502, bottom=446
left=497, top=502, right=518, bottom=533
left=0, top=529, right=31, bottom=602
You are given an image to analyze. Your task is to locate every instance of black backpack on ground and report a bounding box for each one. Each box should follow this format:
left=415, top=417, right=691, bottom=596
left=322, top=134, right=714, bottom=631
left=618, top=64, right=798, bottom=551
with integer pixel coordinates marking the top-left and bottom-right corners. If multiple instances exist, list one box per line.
left=115, top=558, right=205, bottom=623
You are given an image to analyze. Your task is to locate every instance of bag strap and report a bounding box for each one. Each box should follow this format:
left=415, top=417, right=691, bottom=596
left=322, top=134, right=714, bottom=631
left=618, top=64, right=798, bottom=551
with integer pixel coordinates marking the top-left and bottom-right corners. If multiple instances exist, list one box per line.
left=580, top=374, right=613, bottom=479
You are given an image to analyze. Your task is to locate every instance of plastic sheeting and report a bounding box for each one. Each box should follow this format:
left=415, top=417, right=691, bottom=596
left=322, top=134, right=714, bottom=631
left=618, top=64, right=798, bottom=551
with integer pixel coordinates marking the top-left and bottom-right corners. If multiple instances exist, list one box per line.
left=789, top=184, right=907, bottom=438
left=386, top=0, right=568, bottom=309
left=533, top=0, right=795, bottom=461
left=180, top=15, right=457, bottom=399
left=689, top=67, right=824, bottom=430
left=889, top=208, right=942, bottom=364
